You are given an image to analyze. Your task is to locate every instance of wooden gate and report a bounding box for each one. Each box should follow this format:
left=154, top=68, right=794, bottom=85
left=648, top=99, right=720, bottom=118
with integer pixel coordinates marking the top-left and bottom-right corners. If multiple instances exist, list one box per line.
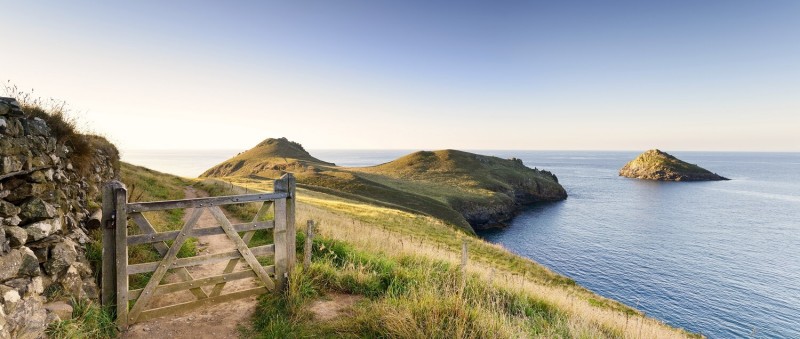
left=100, top=174, right=296, bottom=329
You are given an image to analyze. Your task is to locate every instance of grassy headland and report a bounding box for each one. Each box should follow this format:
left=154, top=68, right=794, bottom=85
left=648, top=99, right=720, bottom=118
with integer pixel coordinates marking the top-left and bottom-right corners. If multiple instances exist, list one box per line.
left=201, top=137, right=566, bottom=232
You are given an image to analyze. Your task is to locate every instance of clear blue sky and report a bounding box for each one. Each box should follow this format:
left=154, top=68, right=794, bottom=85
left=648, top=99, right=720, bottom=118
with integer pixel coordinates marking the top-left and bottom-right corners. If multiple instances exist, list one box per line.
left=2, top=1, right=798, bottom=151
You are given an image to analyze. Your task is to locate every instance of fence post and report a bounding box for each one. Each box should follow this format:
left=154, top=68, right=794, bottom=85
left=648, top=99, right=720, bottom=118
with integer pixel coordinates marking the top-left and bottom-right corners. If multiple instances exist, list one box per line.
left=111, top=181, right=129, bottom=329
left=286, top=174, right=296, bottom=274
left=101, top=182, right=116, bottom=308
left=304, top=220, right=314, bottom=271
left=460, top=239, right=468, bottom=293
left=273, top=175, right=289, bottom=291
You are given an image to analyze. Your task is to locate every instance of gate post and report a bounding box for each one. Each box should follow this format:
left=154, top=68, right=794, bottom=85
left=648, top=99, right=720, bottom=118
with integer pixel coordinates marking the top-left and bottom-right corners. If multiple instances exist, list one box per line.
left=273, top=174, right=296, bottom=291
left=101, top=182, right=116, bottom=308
left=113, top=181, right=129, bottom=329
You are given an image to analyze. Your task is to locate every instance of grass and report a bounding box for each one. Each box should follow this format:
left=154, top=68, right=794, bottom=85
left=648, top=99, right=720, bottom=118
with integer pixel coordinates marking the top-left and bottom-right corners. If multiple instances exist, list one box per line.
left=243, top=240, right=573, bottom=338
left=118, top=163, right=201, bottom=289
left=45, top=299, right=117, bottom=339
left=192, top=179, right=697, bottom=338
left=200, top=138, right=567, bottom=233
left=1, top=82, right=119, bottom=177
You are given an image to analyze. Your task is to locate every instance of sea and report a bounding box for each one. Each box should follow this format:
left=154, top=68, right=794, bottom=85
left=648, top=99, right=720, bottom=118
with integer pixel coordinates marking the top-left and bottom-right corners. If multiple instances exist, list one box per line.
left=122, top=149, right=800, bottom=338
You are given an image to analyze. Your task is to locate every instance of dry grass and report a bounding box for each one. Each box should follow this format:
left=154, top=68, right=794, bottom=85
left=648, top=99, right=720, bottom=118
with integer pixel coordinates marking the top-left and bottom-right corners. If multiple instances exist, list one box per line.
left=296, top=203, right=694, bottom=339
left=211, top=178, right=697, bottom=338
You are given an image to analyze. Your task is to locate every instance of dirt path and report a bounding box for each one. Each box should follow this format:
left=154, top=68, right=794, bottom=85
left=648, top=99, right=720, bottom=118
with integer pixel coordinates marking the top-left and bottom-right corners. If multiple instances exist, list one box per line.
left=122, top=186, right=260, bottom=339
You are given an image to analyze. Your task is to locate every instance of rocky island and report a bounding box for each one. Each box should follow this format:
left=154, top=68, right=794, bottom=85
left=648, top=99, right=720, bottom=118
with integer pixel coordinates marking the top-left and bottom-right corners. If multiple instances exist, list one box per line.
left=619, top=149, right=729, bottom=181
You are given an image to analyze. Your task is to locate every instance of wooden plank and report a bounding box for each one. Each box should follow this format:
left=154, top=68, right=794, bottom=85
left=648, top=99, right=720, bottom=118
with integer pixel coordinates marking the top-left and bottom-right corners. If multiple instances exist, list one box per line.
left=127, top=244, right=275, bottom=274
left=137, top=286, right=268, bottom=323
left=273, top=198, right=288, bottom=291
left=126, top=220, right=274, bottom=246
left=113, top=182, right=129, bottom=330
left=127, top=207, right=203, bottom=324
left=209, top=206, right=276, bottom=290
left=128, top=268, right=274, bottom=299
left=286, top=174, right=297, bottom=275
left=126, top=192, right=288, bottom=212
left=129, top=213, right=208, bottom=300
left=304, top=220, right=314, bottom=271
left=209, top=201, right=273, bottom=297
left=101, top=182, right=116, bottom=308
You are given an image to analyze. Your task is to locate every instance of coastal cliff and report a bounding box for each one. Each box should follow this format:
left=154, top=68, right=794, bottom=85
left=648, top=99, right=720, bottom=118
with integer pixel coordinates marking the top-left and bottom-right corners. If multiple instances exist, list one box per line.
left=619, top=149, right=728, bottom=181
left=202, top=138, right=567, bottom=232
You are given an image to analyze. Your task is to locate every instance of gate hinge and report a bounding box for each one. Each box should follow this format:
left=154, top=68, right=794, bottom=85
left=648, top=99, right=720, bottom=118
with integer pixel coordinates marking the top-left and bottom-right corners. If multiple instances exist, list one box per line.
left=104, top=213, right=116, bottom=229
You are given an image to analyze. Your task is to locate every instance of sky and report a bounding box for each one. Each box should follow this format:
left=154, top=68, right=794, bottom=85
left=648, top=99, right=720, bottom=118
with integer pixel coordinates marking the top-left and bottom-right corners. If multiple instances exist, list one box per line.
left=1, top=1, right=798, bottom=152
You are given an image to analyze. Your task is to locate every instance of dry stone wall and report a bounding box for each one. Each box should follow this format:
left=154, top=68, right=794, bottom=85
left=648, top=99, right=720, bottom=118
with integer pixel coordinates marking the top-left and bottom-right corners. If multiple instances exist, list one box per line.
left=0, top=97, right=119, bottom=338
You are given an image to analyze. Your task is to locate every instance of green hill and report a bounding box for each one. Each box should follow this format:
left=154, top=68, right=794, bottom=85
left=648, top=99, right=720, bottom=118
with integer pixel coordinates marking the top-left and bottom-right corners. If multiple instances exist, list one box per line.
left=201, top=138, right=567, bottom=233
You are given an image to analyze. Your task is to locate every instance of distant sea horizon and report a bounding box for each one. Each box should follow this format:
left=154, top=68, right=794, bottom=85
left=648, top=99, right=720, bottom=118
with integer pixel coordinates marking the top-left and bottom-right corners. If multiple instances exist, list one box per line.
left=122, top=148, right=800, bottom=338
left=120, top=148, right=799, bottom=178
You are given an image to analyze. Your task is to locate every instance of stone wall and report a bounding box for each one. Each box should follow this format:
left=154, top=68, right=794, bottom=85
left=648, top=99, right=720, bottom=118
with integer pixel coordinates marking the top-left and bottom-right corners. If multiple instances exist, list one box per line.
left=0, top=97, right=119, bottom=338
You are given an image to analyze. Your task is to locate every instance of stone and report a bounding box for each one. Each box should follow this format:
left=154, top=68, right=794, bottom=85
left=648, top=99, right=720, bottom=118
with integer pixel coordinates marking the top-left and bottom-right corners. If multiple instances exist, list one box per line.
left=45, top=239, right=77, bottom=275
left=5, top=181, right=47, bottom=203
left=28, top=170, right=48, bottom=184
left=22, top=117, right=49, bottom=136
left=0, top=247, right=40, bottom=282
left=0, top=305, right=8, bottom=339
left=28, top=277, right=44, bottom=295
left=1, top=288, right=20, bottom=311
left=45, top=312, right=61, bottom=327
left=0, top=118, right=7, bottom=134
left=70, top=228, right=90, bottom=245
left=1, top=216, right=20, bottom=226
left=0, top=156, right=23, bottom=176
left=59, top=265, right=84, bottom=298
left=43, top=301, right=72, bottom=320
left=5, top=296, right=47, bottom=339
left=4, top=226, right=27, bottom=247
left=0, top=98, right=22, bottom=116
left=0, top=200, right=19, bottom=218
left=19, top=198, right=57, bottom=223
left=82, top=279, right=99, bottom=300
left=2, top=279, right=28, bottom=297
left=24, top=218, right=61, bottom=241
left=0, top=229, right=6, bottom=255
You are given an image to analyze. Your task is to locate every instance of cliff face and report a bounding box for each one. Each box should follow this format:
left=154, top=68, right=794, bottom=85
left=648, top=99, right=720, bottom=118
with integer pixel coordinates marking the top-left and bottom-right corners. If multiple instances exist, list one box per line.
left=369, top=151, right=567, bottom=230
left=0, top=97, right=119, bottom=338
left=619, top=149, right=728, bottom=181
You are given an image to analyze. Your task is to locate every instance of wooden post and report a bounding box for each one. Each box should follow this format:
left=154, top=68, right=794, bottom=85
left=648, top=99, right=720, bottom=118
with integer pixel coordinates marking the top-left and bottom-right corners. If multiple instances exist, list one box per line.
left=286, top=174, right=296, bottom=274
left=460, top=239, right=468, bottom=293
left=101, top=182, right=116, bottom=308
left=273, top=175, right=289, bottom=291
left=112, top=181, right=129, bottom=330
left=303, top=220, right=314, bottom=271
left=461, top=239, right=468, bottom=273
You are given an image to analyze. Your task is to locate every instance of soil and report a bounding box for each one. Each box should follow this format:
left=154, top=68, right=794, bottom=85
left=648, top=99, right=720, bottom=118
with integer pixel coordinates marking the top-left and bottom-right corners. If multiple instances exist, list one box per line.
left=122, top=186, right=261, bottom=339
left=308, top=293, right=364, bottom=322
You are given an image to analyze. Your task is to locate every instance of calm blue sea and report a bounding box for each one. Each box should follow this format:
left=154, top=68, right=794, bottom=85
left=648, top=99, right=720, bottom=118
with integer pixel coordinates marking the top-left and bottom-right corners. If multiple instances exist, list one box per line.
left=122, top=149, right=800, bottom=338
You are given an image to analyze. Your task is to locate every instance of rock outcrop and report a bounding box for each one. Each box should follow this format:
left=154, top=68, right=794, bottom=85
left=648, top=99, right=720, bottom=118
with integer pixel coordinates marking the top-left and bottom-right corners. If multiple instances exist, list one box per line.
left=0, top=97, right=119, bottom=338
left=619, top=149, right=728, bottom=181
